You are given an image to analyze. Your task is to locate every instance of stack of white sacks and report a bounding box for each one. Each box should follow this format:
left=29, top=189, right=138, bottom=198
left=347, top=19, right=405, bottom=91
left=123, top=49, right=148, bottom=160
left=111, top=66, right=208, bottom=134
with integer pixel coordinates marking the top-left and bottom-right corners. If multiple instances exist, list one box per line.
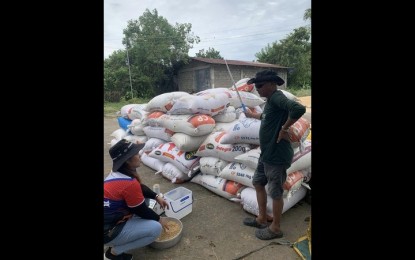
left=108, top=78, right=311, bottom=218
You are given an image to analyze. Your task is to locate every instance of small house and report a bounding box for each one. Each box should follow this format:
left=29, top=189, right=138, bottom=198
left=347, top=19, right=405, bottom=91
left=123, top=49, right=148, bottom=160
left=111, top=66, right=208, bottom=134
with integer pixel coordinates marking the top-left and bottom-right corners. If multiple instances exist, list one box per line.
left=177, top=57, right=290, bottom=93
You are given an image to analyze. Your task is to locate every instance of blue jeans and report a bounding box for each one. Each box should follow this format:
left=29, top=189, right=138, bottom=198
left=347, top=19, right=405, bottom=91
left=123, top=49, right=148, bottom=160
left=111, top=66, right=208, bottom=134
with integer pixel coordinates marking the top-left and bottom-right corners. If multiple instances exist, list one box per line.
left=104, top=215, right=162, bottom=255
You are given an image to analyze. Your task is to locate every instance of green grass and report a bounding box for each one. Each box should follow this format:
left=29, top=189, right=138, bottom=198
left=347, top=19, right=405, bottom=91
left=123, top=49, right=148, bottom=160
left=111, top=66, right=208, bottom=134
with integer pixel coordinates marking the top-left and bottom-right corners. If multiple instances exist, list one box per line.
left=288, top=88, right=311, bottom=97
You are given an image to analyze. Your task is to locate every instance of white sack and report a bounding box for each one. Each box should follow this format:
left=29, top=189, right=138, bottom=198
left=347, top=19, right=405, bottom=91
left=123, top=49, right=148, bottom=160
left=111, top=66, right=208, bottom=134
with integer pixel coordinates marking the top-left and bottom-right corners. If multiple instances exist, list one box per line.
left=160, top=163, right=190, bottom=184
left=120, top=104, right=138, bottom=118
left=160, top=114, right=216, bottom=137
left=233, top=147, right=261, bottom=170
left=142, top=138, right=166, bottom=153
left=171, top=133, right=208, bottom=152
left=195, top=131, right=251, bottom=162
left=199, top=156, right=230, bottom=176
left=142, top=111, right=165, bottom=127
left=169, top=93, right=230, bottom=116
left=213, top=106, right=237, bottom=123
left=220, top=117, right=261, bottom=145
left=110, top=128, right=128, bottom=141
left=143, top=126, right=174, bottom=142
left=148, top=142, right=200, bottom=174
left=213, top=121, right=237, bottom=132
left=140, top=152, right=166, bottom=172
left=283, top=171, right=304, bottom=200
left=145, top=92, right=190, bottom=113
left=219, top=162, right=255, bottom=188
left=128, top=119, right=146, bottom=136
left=240, top=186, right=307, bottom=217
left=191, top=172, right=246, bottom=200
left=123, top=135, right=148, bottom=144
left=287, top=140, right=311, bottom=174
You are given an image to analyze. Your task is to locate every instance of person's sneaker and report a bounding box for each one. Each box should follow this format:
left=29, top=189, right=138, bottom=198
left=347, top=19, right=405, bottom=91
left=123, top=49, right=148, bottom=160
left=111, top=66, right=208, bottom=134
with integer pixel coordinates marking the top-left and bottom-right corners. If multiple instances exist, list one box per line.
left=104, top=247, right=133, bottom=260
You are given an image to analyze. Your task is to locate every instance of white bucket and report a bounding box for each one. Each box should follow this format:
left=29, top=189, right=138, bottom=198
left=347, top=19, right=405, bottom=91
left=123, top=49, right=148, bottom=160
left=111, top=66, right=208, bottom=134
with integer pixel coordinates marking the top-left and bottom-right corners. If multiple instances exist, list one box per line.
left=164, top=187, right=193, bottom=219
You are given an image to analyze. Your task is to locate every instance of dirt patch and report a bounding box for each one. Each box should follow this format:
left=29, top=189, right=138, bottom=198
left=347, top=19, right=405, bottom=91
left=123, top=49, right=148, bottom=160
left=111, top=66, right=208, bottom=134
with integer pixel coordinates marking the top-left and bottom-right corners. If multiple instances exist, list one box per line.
left=298, top=96, right=311, bottom=111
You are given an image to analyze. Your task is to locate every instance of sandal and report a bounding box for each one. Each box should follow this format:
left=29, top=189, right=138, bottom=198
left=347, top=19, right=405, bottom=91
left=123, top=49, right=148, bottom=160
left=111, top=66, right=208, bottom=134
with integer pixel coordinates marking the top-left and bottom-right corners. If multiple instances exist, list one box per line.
left=243, top=217, right=268, bottom=229
left=255, top=227, right=284, bottom=240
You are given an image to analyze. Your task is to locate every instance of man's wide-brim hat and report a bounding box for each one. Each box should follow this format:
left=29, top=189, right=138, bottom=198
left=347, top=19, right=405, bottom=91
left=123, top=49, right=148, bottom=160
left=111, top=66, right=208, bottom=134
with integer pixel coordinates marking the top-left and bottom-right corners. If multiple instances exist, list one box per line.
left=109, top=139, right=145, bottom=171
left=247, top=69, right=285, bottom=86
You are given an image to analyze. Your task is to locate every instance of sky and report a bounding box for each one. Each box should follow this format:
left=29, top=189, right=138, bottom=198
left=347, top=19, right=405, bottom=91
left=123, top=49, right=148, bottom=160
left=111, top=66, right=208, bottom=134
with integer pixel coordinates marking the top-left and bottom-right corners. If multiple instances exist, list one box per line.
left=104, top=0, right=311, bottom=62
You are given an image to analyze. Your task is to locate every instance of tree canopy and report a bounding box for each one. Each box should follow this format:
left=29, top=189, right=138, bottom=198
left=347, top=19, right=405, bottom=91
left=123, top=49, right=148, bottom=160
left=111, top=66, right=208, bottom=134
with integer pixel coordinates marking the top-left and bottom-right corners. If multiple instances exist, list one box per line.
left=255, top=8, right=311, bottom=89
left=104, top=9, right=200, bottom=100
left=195, top=47, right=223, bottom=59
left=104, top=8, right=311, bottom=101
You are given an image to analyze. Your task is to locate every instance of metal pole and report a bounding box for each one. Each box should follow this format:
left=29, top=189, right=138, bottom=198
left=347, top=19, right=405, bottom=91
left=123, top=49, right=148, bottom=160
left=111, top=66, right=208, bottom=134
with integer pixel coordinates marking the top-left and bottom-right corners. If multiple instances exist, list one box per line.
left=126, top=45, right=133, bottom=99
left=224, top=59, right=247, bottom=112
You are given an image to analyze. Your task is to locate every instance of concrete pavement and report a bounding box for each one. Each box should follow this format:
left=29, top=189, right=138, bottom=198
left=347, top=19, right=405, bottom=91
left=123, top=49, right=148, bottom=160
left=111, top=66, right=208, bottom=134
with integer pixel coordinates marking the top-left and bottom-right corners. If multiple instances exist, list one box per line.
left=104, top=112, right=311, bottom=260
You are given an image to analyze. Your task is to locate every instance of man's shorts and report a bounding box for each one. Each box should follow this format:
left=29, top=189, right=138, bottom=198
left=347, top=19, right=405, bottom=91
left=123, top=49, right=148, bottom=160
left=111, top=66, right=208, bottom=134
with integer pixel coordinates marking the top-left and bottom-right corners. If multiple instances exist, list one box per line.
left=252, top=158, right=287, bottom=199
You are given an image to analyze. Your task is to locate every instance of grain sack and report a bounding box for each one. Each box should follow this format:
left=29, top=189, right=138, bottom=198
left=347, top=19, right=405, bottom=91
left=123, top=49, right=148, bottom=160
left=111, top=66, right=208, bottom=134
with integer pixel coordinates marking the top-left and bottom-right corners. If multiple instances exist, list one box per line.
left=123, top=135, right=148, bottom=144
left=195, top=88, right=264, bottom=108
left=288, top=117, right=311, bottom=144
left=287, top=140, right=311, bottom=174
left=191, top=172, right=246, bottom=200
left=120, top=104, right=139, bottom=118
left=199, top=156, right=230, bottom=176
left=168, top=93, right=230, bottom=116
left=109, top=138, right=118, bottom=147
left=283, top=171, right=305, bottom=200
left=196, top=131, right=251, bottom=162
left=142, top=138, right=166, bottom=153
left=220, top=117, right=261, bottom=145
left=128, top=119, right=145, bottom=136
left=140, top=152, right=166, bottom=172
left=236, top=106, right=263, bottom=120
left=110, top=128, right=128, bottom=141
left=228, top=90, right=265, bottom=108
left=143, top=126, right=174, bottom=142
left=195, top=87, right=232, bottom=96
left=142, top=111, right=165, bottom=127
left=233, top=147, right=261, bottom=170
left=230, top=78, right=255, bottom=93
left=128, top=104, right=148, bottom=120
left=240, top=186, right=307, bottom=217
left=219, top=162, right=255, bottom=188
left=145, top=92, right=191, bottom=113
left=171, top=133, right=209, bottom=152
left=159, top=163, right=190, bottom=184
left=160, top=114, right=216, bottom=137
left=213, top=106, right=237, bottom=123
left=213, top=121, right=236, bottom=132
left=300, top=167, right=312, bottom=183
left=148, top=142, right=200, bottom=174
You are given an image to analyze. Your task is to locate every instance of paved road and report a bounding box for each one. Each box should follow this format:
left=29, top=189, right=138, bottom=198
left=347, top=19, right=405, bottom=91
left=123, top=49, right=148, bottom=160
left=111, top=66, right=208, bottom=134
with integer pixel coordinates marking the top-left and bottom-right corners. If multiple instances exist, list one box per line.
left=104, top=115, right=311, bottom=260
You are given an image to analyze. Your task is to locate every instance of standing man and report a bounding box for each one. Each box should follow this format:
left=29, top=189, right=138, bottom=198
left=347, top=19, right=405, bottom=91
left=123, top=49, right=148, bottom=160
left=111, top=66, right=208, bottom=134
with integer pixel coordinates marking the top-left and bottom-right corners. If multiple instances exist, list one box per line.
left=242, top=70, right=306, bottom=240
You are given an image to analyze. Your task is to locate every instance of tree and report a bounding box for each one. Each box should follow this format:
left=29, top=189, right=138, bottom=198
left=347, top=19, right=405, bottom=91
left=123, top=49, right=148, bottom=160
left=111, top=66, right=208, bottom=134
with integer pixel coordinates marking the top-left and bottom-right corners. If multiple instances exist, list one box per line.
left=104, top=8, right=200, bottom=100
left=255, top=9, right=311, bottom=89
left=195, top=47, right=223, bottom=59
left=104, top=50, right=133, bottom=101
left=123, top=9, right=200, bottom=97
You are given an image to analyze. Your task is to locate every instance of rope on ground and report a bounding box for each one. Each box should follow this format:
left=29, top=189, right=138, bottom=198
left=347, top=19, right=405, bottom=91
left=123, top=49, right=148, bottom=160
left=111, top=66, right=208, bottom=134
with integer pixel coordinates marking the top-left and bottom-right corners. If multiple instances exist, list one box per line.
left=232, top=240, right=293, bottom=260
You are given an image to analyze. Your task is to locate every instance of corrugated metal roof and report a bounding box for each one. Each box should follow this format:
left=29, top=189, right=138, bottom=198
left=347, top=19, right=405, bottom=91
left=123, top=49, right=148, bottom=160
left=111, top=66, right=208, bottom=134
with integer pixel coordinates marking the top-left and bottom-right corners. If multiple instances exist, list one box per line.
left=191, top=57, right=290, bottom=69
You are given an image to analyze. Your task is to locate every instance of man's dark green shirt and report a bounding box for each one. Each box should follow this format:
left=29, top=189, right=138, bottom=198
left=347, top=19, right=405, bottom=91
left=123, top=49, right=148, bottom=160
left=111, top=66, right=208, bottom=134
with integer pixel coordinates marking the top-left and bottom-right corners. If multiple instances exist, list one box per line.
left=259, top=90, right=306, bottom=167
